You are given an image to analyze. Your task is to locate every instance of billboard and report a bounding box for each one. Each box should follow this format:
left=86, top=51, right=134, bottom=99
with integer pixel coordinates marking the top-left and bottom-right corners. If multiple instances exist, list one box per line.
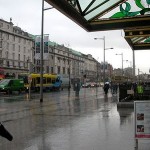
left=134, top=101, right=150, bottom=139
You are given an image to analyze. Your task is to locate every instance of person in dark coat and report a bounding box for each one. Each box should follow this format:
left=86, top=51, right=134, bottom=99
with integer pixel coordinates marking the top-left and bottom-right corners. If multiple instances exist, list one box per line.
left=103, top=82, right=109, bottom=94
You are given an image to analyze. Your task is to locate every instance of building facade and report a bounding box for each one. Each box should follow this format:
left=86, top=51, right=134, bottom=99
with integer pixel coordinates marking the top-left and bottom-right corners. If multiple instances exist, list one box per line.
left=0, top=19, right=110, bottom=83
left=0, top=18, right=34, bottom=78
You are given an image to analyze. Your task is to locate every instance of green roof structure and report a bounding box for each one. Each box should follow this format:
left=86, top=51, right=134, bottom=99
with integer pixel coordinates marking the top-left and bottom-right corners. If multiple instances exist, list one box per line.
left=46, top=0, right=150, bottom=50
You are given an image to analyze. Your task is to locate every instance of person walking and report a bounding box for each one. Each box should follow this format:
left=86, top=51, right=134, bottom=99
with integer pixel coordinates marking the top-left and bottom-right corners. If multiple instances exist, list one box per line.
left=137, top=83, right=144, bottom=99
left=103, top=82, right=109, bottom=95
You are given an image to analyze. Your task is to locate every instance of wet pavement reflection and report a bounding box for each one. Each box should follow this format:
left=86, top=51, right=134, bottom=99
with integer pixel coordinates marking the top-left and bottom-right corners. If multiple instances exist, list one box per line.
left=0, top=87, right=150, bottom=150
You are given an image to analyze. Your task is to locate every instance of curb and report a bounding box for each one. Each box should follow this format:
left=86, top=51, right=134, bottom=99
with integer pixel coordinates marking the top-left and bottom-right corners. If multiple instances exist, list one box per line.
left=117, top=102, right=134, bottom=108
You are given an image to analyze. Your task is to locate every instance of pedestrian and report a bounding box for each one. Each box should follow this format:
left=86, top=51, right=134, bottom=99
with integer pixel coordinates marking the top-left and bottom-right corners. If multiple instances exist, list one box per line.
left=103, top=82, right=109, bottom=95
left=113, top=83, right=118, bottom=94
left=137, top=83, right=144, bottom=98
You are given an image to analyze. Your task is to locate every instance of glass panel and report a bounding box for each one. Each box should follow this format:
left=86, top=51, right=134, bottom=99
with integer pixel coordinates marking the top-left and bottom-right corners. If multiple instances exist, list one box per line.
left=110, top=0, right=150, bottom=19
left=66, top=0, right=150, bottom=20
left=78, top=0, right=94, bottom=11
left=132, top=37, right=145, bottom=43
left=83, top=0, right=124, bottom=20
left=144, top=37, right=150, bottom=43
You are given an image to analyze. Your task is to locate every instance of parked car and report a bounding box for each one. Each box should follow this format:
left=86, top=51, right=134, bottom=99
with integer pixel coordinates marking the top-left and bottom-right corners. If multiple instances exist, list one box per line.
left=82, top=83, right=91, bottom=88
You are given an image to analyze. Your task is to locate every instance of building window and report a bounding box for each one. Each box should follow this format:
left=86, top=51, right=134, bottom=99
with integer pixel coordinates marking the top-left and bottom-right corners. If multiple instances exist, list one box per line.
left=18, top=54, right=20, bottom=61
left=0, top=23, right=3, bottom=28
left=6, top=61, right=9, bottom=67
left=0, top=60, right=3, bottom=65
left=57, top=66, right=60, bottom=74
left=63, top=58, right=65, bottom=64
left=24, top=39, right=26, bottom=44
left=18, top=62, right=20, bottom=68
left=24, top=47, right=26, bottom=53
left=7, top=43, right=9, bottom=50
left=63, top=67, right=65, bottom=74
left=46, top=66, right=49, bottom=73
left=0, top=41, right=2, bottom=48
left=18, top=45, right=20, bottom=52
left=18, top=37, right=21, bottom=43
left=13, top=44, right=15, bottom=51
left=6, top=34, right=9, bottom=40
left=12, top=61, right=15, bottom=67
left=13, top=35, right=15, bottom=42
left=0, top=32, right=2, bottom=38
left=13, top=53, right=15, bottom=60
left=67, top=68, right=70, bottom=74
left=51, top=67, right=53, bottom=73
left=6, top=51, right=8, bottom=59
left=57, top=57, right=60, bottom=63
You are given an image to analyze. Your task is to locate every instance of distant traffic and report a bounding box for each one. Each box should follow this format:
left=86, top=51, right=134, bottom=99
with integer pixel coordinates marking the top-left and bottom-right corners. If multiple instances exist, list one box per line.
left=0, top=73, right=70, bottom=94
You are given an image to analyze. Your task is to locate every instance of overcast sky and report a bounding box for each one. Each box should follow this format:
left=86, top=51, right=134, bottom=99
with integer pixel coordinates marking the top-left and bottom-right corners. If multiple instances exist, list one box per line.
left=1, top=0, right=150, bottom=74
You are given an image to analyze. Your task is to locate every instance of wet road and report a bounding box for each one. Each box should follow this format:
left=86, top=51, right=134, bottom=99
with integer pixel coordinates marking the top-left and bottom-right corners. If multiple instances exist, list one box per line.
left=0, top=87, right=150, bottom=150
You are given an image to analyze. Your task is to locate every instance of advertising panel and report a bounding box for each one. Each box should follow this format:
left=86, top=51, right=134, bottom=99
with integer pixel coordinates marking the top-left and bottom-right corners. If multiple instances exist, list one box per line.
left=134, top=101, right=150, bottom=139
left=35, top=35, right=49, bottom=60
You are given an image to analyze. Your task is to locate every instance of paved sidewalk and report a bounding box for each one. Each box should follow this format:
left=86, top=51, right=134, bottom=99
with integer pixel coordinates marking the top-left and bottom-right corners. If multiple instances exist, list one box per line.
left=0, top=88, right=150, bottom=150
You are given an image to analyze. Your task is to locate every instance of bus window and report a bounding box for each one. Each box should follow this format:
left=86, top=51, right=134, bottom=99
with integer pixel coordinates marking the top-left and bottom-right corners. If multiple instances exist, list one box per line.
left=36, top=77, right=40, bottom=84
left=36, top=77, right=46, bottom=84
left=47, top=78, right=51, bottom=84
left=52, top=79, right=55, bottom=84
left=43, top=77, right=46, bottom=84
left=56, top=77, right=60, bottom=82
left=18, top=75, right=28, bottom=84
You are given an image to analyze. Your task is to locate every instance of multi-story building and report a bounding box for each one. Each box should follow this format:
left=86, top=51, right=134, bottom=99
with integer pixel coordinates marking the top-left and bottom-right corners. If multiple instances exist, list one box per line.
left=34, top=39, right=85, bottom=82
left=0, top=19, right=110, bottom=83
left=34, top=36, right=101, bottom=83
left=82, top=54, right=100, bottom=82
left=0, top=18, right=34, bottom=78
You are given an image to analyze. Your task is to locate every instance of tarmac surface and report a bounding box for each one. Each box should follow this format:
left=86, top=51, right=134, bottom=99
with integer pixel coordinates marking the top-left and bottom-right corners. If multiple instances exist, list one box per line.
left=0, top=87, right=150, bottom=150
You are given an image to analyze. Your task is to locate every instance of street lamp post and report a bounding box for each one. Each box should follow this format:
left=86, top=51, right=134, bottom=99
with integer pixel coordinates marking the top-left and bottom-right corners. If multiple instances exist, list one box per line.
left=68, top=48, right=71, bottom=91
left=94, top=37, right=113, bottom=85
left=40, top=0, right=44, bottom=103
left=40, top=0, right=53, bottom=102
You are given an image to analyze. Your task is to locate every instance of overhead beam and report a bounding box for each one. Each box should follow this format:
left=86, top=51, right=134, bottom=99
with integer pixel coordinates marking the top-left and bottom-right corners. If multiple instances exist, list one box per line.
left=90, top=16, right=150, bottom=31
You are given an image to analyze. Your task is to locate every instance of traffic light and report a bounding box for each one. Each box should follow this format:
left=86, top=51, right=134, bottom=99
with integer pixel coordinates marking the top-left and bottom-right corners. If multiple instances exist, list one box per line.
left=83, top=74, right=86, bottom=78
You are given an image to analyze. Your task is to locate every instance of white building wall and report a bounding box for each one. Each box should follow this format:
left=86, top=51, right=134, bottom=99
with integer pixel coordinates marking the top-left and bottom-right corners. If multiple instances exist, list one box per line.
left=0, top=19, right=34, bottom=77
